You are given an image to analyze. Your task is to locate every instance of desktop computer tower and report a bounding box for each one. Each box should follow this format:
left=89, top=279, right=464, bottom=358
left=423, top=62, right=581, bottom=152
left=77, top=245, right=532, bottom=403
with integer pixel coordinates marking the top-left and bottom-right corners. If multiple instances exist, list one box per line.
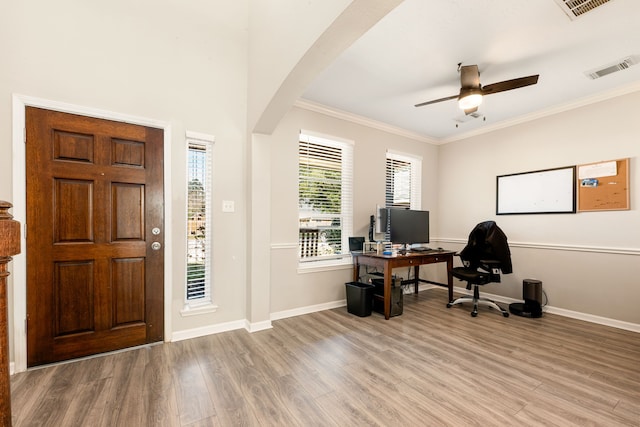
left=371, top=277, right=403, bottom=317
left=509, top=279, right=543, bottom=318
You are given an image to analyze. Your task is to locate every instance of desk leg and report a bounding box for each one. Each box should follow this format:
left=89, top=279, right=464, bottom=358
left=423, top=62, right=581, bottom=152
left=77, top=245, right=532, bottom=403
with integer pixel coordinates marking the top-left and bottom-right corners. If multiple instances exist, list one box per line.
left=414, top=265, right=420, bottom=294
left=383, top=263, right=392, bottom=320
left=353, top=260, right=360, bottom=283
left=447, top=255, right=454, bottom=303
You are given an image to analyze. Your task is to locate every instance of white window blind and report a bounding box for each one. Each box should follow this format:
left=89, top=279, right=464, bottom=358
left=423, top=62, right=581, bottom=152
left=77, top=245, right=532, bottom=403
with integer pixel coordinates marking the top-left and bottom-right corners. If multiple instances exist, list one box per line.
left=386, top=151, right=422, bottom=210
left=298, top=132, right=353, bottom=262
left=186, top=134, right=214, bottom=304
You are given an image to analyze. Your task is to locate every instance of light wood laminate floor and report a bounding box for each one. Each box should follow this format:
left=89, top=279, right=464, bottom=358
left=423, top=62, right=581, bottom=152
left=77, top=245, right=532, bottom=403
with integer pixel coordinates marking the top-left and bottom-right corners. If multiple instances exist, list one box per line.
left=11, top=288, right=640, bottom=426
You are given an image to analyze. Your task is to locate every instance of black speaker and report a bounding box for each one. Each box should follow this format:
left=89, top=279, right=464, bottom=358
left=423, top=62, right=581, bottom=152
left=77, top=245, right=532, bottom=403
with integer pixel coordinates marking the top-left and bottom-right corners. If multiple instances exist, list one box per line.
left=369, top=215, right=375, bottom=241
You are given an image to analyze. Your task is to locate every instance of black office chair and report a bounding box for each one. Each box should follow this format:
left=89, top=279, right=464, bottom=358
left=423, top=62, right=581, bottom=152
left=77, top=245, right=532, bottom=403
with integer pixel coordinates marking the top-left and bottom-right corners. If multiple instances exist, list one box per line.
left=447, top=221, right=512, bottom=317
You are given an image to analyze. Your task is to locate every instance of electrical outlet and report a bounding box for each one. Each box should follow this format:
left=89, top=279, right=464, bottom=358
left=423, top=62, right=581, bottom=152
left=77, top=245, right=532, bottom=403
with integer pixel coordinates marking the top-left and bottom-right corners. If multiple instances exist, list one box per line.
left=222, top=200, right=235, bottom=212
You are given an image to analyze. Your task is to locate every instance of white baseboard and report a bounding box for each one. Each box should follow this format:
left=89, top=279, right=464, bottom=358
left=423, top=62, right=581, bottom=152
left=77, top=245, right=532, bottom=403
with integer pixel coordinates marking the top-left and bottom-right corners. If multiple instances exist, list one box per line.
left=170, top=318, right=274, bottom=342
left=171, top=319, right=247, bottom=342
left=169, top=286, right=639, bottom=345
left=270, top=299, right=346, bottom=321
left=543, top=306, right=640, bottom=333
left=245, top=319, right=273, bottom=333
left=452, top=285, right=640, bottom=333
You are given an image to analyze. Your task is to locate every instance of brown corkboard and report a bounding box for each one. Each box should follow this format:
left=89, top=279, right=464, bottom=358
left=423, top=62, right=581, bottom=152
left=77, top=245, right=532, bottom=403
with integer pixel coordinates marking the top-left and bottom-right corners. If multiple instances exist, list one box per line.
left=577, top=158, right=629, bottom=212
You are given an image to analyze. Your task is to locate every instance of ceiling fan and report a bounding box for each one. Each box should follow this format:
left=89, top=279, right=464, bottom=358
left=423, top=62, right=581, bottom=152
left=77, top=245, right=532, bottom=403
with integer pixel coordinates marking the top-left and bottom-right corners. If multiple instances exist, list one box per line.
left=414, top=64, right=539, bottom=115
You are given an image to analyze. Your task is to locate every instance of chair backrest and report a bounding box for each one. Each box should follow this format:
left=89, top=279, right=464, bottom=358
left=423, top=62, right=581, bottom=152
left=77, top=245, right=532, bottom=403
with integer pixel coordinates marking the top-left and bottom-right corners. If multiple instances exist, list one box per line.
left=459, top=221, right=512, bottom=274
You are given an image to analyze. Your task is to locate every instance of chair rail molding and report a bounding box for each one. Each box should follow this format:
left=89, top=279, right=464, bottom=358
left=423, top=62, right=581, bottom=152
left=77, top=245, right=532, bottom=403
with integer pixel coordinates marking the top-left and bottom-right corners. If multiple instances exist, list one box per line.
left=436, top=238, right=640, bottom=256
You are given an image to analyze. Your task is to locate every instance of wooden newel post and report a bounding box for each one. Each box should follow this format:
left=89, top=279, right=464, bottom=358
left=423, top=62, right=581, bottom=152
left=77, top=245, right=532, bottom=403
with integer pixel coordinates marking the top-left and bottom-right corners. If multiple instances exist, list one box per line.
left=0, top=201, right=20, bottom=427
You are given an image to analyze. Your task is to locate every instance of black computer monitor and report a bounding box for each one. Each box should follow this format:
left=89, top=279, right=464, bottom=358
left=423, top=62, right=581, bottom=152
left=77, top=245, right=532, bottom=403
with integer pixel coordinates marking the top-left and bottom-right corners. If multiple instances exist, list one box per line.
left=389, top=209, right=430, bottom=246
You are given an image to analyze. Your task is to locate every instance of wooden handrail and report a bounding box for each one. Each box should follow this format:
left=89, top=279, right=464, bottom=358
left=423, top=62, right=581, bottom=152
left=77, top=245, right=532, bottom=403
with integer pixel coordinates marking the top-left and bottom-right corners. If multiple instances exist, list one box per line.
left=0, top=201, right=21, bottom=427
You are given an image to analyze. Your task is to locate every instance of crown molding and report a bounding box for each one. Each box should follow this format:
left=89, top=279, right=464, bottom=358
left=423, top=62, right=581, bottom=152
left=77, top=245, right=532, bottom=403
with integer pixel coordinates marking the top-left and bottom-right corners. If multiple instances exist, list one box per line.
left=294, top=98, right=440, bottom=145
left=439, top=81, right=640, bottom=143
left=297, top=81, right=640, bottom=145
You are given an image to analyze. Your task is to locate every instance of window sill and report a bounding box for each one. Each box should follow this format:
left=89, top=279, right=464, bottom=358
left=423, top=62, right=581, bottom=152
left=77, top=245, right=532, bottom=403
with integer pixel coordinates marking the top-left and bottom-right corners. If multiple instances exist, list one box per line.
left=297, top=257, right=353, bottom=274
left=180, top=302, right=219, bottom=317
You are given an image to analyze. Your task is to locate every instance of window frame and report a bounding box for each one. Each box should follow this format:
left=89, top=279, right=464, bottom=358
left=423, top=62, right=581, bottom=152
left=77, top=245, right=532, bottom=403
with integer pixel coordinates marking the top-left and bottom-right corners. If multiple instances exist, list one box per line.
left=384, top=150, right=423, bottom=243
left=385, top=150, right=422, bottom=211
left=298, top=130, right=354, bottom=267
left=182, top=131, right=217, bottom=316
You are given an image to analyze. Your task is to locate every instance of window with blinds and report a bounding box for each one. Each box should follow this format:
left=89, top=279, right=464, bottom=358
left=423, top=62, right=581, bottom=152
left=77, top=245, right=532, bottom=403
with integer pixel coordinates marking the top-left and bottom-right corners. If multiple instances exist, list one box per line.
left=186, top=134, right=214, bottom=304
left=298, top=132, right=353, bottom=263
left=386, top=151, right=422, bottom=210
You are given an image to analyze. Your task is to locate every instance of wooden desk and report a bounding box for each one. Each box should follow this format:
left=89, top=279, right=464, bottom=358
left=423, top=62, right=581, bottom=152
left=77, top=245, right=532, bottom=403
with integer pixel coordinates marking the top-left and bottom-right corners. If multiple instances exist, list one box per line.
left=352, top=250, right=455, bottom=320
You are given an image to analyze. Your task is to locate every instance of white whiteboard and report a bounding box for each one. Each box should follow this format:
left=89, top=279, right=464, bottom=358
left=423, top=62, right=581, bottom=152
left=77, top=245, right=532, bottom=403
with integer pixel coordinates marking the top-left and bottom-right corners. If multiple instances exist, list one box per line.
left=496, top=167, right=576, bottom=214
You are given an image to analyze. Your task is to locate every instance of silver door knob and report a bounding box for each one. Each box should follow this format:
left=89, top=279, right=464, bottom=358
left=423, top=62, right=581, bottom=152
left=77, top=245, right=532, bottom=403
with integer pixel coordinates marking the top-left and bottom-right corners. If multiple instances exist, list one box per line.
left=151, top=242, right=161, bottom=250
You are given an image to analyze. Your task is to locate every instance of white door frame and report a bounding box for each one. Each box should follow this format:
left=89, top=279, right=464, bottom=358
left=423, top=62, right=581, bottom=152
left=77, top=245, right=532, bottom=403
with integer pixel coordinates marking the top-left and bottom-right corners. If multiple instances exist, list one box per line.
left=11, top=94, right=173, bottom=373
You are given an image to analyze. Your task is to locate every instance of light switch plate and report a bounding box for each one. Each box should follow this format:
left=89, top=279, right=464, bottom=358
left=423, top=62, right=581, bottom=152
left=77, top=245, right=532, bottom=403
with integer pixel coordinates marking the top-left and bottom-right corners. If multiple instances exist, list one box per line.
left=222, top=200, right=235, bottom=212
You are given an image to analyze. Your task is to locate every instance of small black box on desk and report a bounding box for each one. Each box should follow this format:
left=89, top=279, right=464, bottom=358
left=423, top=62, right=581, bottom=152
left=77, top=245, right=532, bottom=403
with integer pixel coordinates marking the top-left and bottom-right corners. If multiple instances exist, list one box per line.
left=371, top=278, right=403, bottom=317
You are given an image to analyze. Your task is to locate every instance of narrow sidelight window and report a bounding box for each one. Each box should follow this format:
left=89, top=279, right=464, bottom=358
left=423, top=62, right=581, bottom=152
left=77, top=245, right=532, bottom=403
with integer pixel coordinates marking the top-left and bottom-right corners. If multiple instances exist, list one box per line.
left=186, top=133, right=214, bottom=305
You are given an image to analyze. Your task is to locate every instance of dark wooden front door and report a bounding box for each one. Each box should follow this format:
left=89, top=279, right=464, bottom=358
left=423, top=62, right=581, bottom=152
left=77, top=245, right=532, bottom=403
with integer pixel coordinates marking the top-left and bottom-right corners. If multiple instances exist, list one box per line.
left=25, top=107, right=164, bottom=367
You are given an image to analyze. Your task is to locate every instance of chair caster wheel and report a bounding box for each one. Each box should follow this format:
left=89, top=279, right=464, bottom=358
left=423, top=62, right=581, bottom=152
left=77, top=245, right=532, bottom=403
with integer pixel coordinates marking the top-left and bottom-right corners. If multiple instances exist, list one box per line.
left=503, top=312, right=509, bottom=318
left=446, top=303, right=452, bottom=308
left=471, top=311, right=478, bottom=317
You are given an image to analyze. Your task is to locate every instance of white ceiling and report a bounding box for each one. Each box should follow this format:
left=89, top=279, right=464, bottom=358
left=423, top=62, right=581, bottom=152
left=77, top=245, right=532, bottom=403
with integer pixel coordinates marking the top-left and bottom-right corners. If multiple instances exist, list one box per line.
left=301, top=0, right=640, bottom=143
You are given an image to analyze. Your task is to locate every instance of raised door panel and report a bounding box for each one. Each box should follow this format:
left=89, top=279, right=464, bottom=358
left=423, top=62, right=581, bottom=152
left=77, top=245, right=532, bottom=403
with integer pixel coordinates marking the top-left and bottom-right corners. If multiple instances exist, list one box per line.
left=111, top=258, right=145, bottom=327
left=54, top=179, right=94, bottom=243
left=53, top=261, right=95, bottom=336
left=112, top=183, right=144, bottom=241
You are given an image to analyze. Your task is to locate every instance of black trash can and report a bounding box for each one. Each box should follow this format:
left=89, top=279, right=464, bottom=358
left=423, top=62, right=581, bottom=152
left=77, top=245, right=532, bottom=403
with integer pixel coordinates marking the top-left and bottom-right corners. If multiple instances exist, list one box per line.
left=345, top=282, right=374, bottom=317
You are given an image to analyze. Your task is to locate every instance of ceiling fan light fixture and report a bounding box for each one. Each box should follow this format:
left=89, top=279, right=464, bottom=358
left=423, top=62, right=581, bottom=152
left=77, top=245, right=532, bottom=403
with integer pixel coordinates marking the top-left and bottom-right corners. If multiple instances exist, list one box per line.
left=415, top=64, right=539, bottom=111
left=458, top=91, right=483, bottom=110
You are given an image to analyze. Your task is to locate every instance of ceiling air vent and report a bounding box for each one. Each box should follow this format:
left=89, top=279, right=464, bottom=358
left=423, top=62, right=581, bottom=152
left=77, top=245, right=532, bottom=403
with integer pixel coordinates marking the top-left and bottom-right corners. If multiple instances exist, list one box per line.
left=553, top=0, right=612, bottom=20
left=585, top=56, right=638, bottom=80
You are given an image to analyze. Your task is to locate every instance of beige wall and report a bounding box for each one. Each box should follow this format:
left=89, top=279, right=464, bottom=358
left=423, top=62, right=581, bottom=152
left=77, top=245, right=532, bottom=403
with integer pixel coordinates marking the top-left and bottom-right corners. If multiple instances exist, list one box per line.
left=438, top=92, right=640, bottom=324
left=268, top=106, right=441, bottom=314
left=268, top=93, right=640, bottom=326
left=2, top=0, right=405, bottom=368
left=244, top=0, right=403, bottom=327
left=247, top=0, right=352, bottom=132
left=2, top=0, right=638, bottom=370
left=2, top=0, right=253, bottom=365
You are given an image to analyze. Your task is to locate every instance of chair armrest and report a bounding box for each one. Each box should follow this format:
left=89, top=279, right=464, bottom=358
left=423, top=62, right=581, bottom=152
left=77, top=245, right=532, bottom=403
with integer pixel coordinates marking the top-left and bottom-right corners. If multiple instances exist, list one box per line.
left=479, top=259, right=502, bottom=281
left=454, top=253, right=470, bottom=267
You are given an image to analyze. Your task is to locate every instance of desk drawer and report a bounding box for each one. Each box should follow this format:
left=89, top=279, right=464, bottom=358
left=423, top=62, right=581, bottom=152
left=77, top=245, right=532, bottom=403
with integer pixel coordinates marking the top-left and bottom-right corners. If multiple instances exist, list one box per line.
left=422, top=255, right=445, bottom=264
left=394, top=255, right=447, bottom=267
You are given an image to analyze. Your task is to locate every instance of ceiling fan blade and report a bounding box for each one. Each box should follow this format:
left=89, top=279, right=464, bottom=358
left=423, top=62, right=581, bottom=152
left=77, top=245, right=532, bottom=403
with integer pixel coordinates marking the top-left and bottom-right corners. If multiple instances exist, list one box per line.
left=460, top=65, right=480, bottom=88
left=414, top=94, right=459, bottom=108
left=481, top=75, right=539, bottom=95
